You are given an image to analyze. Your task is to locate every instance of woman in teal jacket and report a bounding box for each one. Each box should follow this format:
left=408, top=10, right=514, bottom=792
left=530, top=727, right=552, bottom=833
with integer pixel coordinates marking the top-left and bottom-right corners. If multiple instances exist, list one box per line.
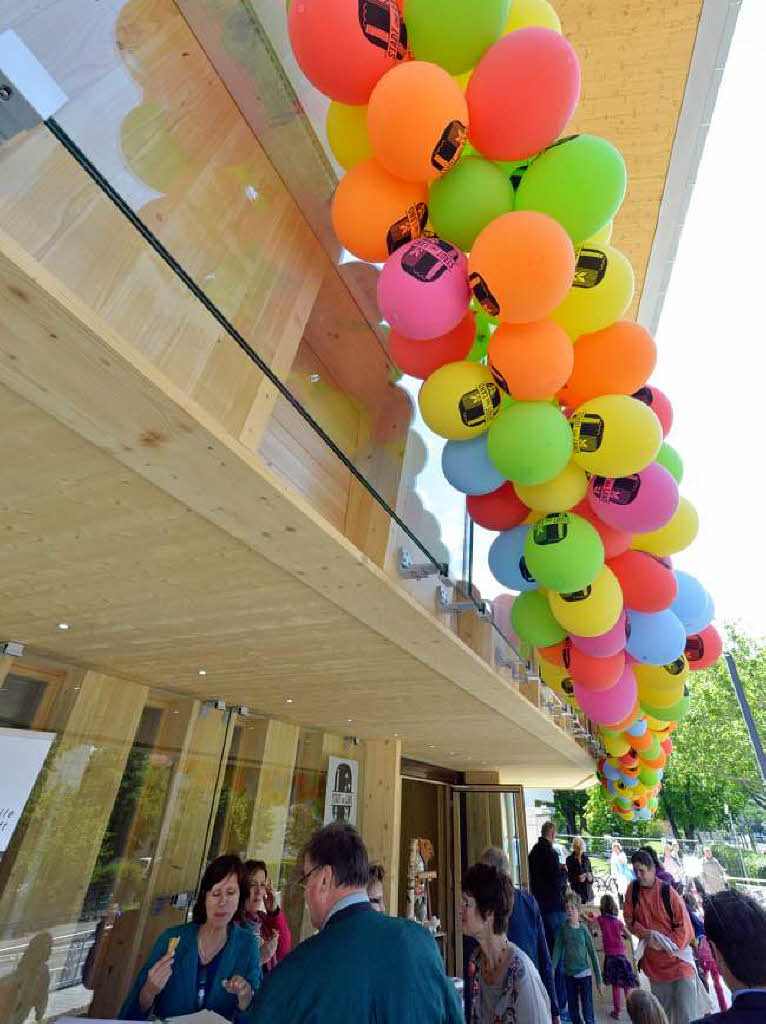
left=120, top=855, right=261, bottom=1022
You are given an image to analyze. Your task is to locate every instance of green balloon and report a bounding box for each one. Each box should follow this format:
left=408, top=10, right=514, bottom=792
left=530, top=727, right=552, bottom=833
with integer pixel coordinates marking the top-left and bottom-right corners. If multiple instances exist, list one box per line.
left=405, top=0, right=511, bottom=74
left=466, top=310, right=494, bottom=363
left=515, top=135, right=627, bottom=242
left=641, top=688, right=691, bottom=723
left=512, top=590, right=566, bottom=647
left=430, top=156, right=514, bottom=252
left=656, top=441, right=684, bottom=484
left=523, top=512, right=605, bottom=592
left=639, top=765, right=663, bottom=787
left=487, top=402, right=572, bottom=485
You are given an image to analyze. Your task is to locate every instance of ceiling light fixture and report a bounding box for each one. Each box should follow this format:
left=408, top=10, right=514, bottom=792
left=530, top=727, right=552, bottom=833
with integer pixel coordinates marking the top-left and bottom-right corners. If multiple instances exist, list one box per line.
left=286, top=698, right=293, bottom=704
left=198, top=669, right=207, bottom=676
left=57, top=622, right=71, bottom=630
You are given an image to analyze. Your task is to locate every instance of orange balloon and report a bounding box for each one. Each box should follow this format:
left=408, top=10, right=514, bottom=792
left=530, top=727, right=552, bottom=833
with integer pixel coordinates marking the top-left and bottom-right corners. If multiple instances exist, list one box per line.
left=539, top=640, right=567, bottom=666
left=629, top=728, right=653, bottom=752
left=368, top=61, right=468, bottom=182
left=559, top=321, right=657, bottom=408
left=566, top=646, right=625, bottom=691
left=488, top=320, right=573, bottom=400
left=469, top=212, right=575, bottom=323
left=572, top=500, right=632, bottom=559
left=331, top=159, right=428, bottom=263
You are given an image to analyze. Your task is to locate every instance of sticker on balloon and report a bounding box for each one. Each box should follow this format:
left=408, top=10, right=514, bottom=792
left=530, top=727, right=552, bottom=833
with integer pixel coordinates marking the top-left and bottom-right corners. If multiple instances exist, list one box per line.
left=458, top=382, right=500, bottom=427
left=573, top=247, right=608, bottom=289
left=469, top=272, right=500, bottom=317
left=665, top=657, right=685, bottom=676
left=431, top=120, right=467, bottom=173
left=401, top=237, right=459, bottom=282
left=560, top=586, right=592, bottom=603
left=571, top=412, right=605, bottom=453
left=358, top=0, right=407, bottom=60
left=592, top=475, right=641, bottom=507
left=386, top=202, right=429, bottom=254
left=533, top=513, right=569, bottom=546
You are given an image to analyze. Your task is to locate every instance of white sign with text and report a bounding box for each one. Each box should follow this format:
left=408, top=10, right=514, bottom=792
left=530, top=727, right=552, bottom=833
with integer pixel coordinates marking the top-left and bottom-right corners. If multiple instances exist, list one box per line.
left=323, top=756, right=359, bottom=827
left=0, top=726, right=55, bottom=853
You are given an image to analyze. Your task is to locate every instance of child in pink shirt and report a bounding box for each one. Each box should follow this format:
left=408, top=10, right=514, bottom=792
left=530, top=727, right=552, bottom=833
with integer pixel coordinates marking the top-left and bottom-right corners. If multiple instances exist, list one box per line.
left=587, top=895, right=638, bottom=1019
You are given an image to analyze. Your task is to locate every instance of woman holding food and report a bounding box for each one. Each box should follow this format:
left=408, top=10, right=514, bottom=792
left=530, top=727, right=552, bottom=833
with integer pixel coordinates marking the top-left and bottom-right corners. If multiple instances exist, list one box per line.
left=119, top=854, right=260, bottom=1021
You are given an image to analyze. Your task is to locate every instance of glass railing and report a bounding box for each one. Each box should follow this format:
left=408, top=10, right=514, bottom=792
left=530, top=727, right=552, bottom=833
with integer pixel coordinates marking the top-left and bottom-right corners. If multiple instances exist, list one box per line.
left=0, top=1, right=597, bottom=752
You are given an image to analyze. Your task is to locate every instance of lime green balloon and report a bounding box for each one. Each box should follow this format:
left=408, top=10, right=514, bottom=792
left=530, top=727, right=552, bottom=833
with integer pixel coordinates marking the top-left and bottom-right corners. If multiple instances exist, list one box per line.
left=639, top=765, right=663, bottom=787
left=515, top=135, right=627, bottom=242
left=641, top=689, right=690, bottom=723
left=429, top=156, right=514, bottom=251
left=405, top=0, right=511, bottom=74
left=656, top=441, right=684, bottom=484
left=523, top=511, right=605, bottom=592
left=487, top=402, right=572, bottom=485
left=512, top=590, right=567, bottom=647
left=467, top=311, right=493, bottom=363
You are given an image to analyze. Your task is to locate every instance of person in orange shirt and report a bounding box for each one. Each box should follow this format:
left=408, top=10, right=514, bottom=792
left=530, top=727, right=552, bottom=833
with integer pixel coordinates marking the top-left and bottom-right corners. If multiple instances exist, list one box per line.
left=623, top=850, right=698, bottom=1024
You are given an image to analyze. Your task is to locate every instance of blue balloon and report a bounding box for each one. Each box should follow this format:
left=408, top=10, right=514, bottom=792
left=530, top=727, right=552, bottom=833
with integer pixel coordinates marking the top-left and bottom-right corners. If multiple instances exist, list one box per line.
left=684, top=590, right=714, bottom=636
left=616, top=772, right=638, bottom=789
left=442, top=435, right=507, bottom=495
left=671, top=571, right=712, bottom=633
left=603, top=761, right=620, bottom=780
left=627, top=609, right=686, bottom=665
left=488, top=526, right=538, bottom=592
left=625, top=718, right=647, bottom=738
left=634, top=807, right=652, bottom=821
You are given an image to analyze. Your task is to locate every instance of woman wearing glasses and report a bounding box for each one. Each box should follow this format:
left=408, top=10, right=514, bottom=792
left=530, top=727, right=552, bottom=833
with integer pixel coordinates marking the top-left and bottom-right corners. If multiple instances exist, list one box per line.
left=119, top=854, right=260, bottom=1021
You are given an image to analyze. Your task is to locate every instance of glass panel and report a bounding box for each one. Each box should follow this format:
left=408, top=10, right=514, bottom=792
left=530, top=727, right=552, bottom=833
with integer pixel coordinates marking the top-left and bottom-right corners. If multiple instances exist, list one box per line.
left=461, top=789, right=523, bottom=887
left=0, top=653, right=229, bottom=1022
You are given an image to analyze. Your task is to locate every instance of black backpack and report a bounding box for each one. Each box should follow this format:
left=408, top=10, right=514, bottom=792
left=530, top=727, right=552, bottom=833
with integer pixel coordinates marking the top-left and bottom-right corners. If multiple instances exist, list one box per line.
left=630, top=879, right=676, bottom=929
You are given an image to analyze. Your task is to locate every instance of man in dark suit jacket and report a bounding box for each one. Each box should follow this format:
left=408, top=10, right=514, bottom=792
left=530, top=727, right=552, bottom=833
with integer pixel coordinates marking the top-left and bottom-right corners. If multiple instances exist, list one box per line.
left=250, top=822, right=463, bottom=1023
left=691, top=889, right=766, bottom=1024
left=529, top=822, right=569, bottom=1020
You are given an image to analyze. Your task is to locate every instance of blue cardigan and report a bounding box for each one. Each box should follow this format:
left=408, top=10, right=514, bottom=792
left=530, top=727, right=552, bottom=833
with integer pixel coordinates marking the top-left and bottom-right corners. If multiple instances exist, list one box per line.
left=119, top=921, right=260, bottom=1022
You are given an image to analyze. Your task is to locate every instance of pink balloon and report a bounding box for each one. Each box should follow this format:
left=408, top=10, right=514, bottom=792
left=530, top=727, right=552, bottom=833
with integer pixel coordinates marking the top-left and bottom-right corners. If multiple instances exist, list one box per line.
left=632, top=385, right=673, bottom=437
left=467, top=29, right=581, bottom=161
left=587, top=462, right=679, bottom=534
left=574, top=664, right=638, bottom=727
left=377, top=237, right=470, bottom=340
left=570, top=611, right=627, bottom=658
left=493, top=593, right=521, bottom=649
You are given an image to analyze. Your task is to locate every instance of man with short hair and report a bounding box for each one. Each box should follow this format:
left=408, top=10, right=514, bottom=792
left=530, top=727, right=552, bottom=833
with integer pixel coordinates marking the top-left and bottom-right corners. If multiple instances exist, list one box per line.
left=480, top=846, right=559, bottom=1023
left=529, top=821, right=569, bottom=1021
left=691, top=889, right=766, bottom=1023
left=250, top=823, right=463, bottom=1023
left=367, top=862, right=385, bottom=912
left=624, top=849, right=697, bottom=1024
left=701, top=848, right=727, bottom=895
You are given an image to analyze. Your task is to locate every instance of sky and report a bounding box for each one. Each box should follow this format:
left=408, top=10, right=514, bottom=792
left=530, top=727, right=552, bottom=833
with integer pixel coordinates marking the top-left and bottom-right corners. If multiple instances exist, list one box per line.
left=405, top=0, right=766, bottom=639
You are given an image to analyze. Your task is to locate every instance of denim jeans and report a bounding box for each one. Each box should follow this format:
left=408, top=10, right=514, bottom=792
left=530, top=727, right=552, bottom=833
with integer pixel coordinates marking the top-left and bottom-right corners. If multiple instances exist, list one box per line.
left=543, top=910, right=568, bottom=1016
left=565, top=974, right=595, bottom=1024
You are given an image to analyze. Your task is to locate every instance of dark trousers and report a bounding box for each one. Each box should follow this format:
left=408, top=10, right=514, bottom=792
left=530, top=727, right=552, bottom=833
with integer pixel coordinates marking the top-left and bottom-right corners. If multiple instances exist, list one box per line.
left=565, top=974, right=595, bottom=1024
left=543, top=910, right=568, bottom=1016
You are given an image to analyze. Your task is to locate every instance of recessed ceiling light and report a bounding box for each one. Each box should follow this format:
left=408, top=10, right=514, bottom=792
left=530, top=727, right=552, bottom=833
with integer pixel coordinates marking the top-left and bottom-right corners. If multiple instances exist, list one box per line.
left=449, top=751, right=456, bottom=756
left=394, top=732, right=399, bottom=737
left=198, top=669, right=207, bottom=676
left=428, top=744, right=435, bottom=749
left=347, top=718, right=353, bottom=723
left=286, top=698, right=293, bottom=704
left=57, top=622, right=71, bottom=630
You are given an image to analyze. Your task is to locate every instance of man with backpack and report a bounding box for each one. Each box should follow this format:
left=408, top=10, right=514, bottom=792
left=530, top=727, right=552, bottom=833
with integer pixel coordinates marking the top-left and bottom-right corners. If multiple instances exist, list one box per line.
left=624, top=849, right=697, bottom=1024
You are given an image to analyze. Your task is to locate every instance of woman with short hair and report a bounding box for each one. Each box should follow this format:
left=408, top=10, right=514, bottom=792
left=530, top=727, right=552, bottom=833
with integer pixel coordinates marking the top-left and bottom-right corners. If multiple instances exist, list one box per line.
left=119, top=854, right=260, bottom=1021
left=566, top=837, right=595, bottom=905
left=461, top=862, right=550, bottom=1024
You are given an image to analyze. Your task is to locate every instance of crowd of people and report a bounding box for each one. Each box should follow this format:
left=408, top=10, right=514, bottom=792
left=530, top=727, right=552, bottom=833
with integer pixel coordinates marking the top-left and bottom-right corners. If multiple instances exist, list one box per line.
left=116, top=820, right=766, bottom=1024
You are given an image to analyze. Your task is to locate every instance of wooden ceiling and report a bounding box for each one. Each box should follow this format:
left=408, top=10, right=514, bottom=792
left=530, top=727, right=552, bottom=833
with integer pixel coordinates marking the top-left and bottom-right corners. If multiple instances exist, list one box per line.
left=0, top=229, right=592, bottom=787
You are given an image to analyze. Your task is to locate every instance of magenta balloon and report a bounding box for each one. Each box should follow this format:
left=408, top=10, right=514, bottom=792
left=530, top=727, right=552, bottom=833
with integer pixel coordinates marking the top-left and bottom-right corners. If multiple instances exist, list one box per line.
left=570, top=611, right=627, bottom=658
left=493, top=593, right=521, bottom=648
left=574, top=663, right=637, bottom=726
left=587, top=462, right=679, bottom=534
left=377, top=237, right=470, bottom=340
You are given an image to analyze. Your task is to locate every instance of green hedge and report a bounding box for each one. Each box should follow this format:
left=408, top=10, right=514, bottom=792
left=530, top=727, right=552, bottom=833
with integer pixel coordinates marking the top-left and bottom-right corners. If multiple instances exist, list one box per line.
left=711, top=843, right=766, bottom=880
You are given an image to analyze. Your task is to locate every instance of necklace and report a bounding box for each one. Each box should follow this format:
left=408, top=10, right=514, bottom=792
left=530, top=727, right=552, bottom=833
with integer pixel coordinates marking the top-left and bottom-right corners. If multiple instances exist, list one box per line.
left=482, top=939, right=511, bottom=982
left=198, top=926, right=226, bottom=964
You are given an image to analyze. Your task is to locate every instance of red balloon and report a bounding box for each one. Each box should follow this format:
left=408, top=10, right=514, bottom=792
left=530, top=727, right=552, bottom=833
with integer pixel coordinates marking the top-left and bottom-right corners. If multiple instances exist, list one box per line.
left=565, top=645, right=625, bottom=691
left=608, top=550, right=678, bottom=613
left=539, top=640, right=567, bottom=667
left=660, top=737, right=673, bottom=755
left=467, top=482, right=529, bottom=531
left=632, top=385, right=673, bottom=437
left=572, top=500, right=632, bottom=559
left=467, top=29, right=580, bottom=160
left=618, top=751, right=639, bottom=768
left=685, top=624, right=723, bottom=670
left=389, top=313, right=475, bottom=379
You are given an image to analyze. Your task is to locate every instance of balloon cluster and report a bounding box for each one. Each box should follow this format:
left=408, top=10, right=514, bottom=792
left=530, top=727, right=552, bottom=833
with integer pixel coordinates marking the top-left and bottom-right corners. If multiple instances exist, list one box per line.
left=288, top=0, right=721, bottom=822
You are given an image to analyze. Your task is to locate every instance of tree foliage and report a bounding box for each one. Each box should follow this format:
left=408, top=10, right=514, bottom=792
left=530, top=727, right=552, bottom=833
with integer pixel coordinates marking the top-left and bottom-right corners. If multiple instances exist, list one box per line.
left=553, top=790, right=588, bottom=835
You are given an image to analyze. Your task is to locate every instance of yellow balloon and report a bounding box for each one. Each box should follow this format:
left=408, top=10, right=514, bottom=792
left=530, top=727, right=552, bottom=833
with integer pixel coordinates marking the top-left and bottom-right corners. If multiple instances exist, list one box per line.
left=601, top=730, right=630, bottom=757
left=614, top=804, right=634, bottom=820
left=537, top=654, right=577, bottom=704
left=326, top=102, right=371, bottom=170
left=570, top=394, right=662, bottom=476
left=551, top=244, right=634, bottom=339
left=632, top=497, right=699, bottom=557
left=453, top=71, right=471, bottom=92
left=418, top=361, right=501, bottom=440
left=505, top=0, right=562, bottom=34
left=548, top=565, right=623, bottom=637
left=635, top=658, right=688, bottom=709
left=587, top=220, right=613, bottom=245
left=515, top=461, right=588, bottom=512
left=523, top=509, right=545, bottom=525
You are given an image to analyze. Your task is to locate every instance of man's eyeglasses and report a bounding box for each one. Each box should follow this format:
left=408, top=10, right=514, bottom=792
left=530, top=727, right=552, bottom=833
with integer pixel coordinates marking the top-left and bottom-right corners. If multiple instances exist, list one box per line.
left=296, top=864, right=322, bottom=889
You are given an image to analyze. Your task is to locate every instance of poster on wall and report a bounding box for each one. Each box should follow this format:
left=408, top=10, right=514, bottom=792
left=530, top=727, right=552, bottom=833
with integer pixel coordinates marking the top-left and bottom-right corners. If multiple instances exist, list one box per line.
left=0, top=726, right=55, bottom=854
left=323, top=756, right=359, bottom=827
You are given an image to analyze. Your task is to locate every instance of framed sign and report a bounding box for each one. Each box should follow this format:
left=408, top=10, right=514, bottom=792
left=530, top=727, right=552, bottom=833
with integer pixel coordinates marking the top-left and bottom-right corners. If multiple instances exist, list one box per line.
left=323, top=756, right=359, bottom=827
left=0, top=726, right=55, bottom=853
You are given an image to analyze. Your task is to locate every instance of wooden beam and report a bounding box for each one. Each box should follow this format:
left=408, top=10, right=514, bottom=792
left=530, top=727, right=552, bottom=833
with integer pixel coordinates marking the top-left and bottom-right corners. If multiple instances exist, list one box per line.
left=361, top=739, right=402, bottom=915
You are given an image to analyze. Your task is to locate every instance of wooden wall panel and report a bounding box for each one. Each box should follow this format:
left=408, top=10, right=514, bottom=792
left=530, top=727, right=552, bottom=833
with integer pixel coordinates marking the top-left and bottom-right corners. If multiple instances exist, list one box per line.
left=362, top=739, right=402, bottom=915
